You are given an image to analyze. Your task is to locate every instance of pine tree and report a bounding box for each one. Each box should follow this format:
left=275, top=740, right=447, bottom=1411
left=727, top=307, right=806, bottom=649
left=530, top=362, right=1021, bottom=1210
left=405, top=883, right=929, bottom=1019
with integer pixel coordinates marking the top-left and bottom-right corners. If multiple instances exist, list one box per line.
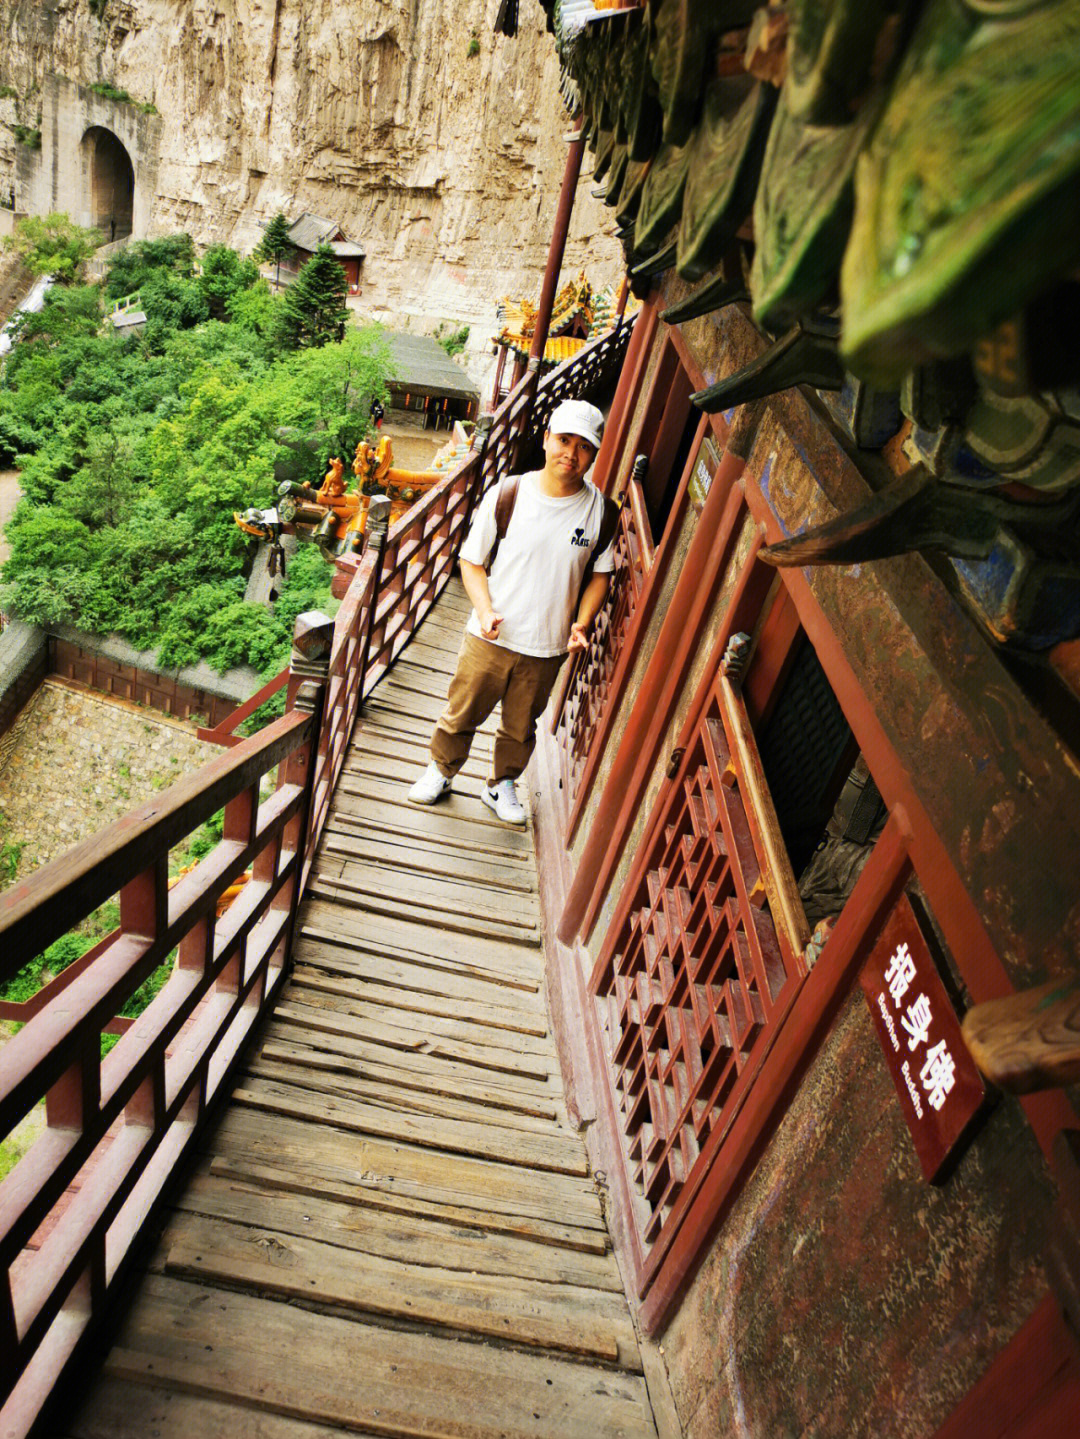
left=276, top=243, right=349, bottom=350
left=254, top=211, right=295, bottom=289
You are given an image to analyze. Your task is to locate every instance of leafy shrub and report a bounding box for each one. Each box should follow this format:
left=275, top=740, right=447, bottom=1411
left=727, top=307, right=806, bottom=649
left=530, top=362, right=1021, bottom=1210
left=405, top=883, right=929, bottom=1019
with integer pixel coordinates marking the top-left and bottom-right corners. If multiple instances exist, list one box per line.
left=435, top=322, right=470, bottom=357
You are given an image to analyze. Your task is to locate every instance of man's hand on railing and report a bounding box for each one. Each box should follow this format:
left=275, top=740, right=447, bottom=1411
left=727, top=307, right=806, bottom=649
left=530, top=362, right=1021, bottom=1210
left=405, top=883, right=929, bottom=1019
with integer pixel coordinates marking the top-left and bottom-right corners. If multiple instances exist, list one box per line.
left=567, top=620, right=590, bottom=653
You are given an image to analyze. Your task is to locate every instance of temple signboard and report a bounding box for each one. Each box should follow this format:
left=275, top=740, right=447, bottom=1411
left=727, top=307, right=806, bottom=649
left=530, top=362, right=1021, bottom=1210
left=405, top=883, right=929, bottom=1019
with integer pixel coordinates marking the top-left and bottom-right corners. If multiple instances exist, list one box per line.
left=860, top=894, right=988, bottom=1183
left=688, top=434, right=720, bottom=513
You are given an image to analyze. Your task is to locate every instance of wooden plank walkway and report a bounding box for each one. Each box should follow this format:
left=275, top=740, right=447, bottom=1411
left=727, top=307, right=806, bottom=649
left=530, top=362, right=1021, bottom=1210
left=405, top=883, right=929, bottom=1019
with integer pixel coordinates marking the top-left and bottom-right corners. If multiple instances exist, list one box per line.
left=54, top=580, right=658, bottom=1439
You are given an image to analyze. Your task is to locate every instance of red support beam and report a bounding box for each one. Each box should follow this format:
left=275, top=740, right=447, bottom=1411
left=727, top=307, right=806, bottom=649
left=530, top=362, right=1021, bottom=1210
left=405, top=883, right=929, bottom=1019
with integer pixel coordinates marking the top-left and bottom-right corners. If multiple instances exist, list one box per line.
left=527, top=123, right=585, bottom=377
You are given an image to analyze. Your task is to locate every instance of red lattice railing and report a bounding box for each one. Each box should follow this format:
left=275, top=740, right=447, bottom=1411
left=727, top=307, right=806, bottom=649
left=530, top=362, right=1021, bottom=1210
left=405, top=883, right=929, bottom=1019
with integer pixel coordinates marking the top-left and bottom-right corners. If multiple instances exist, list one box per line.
left=552, top=455, right=653, bottom=833
left=0, top=324, right=628, bottom=1437
left=591, top=637, right=810, bottom=1297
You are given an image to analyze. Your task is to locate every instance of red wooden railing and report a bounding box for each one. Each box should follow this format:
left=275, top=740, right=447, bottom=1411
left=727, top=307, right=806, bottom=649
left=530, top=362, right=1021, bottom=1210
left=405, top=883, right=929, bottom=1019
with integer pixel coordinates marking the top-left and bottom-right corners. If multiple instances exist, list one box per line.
left=551, top=454, right=655, bottom=833
left=0, top=319, right=631, bottom=1437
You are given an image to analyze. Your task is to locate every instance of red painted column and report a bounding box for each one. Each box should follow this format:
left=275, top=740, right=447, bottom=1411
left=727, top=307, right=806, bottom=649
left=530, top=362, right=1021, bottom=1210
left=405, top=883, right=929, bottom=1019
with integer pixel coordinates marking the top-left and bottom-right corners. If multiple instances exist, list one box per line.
left=524, top=123, right=585, bottom=392
left=588, top=292, right=659, bottom=496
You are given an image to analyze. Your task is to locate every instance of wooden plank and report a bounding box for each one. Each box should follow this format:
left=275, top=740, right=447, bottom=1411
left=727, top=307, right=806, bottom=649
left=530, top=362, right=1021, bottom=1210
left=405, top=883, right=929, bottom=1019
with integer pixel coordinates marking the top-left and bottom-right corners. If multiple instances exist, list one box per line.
left=306, top=876, right=540, bottom=946
left=342, top=740, right=490, bottom=784
left=254, top=1041, right=557, bottom=1116
left=244, top=1054, right=561, bottom=1138
left=322, top=809, right=530, bottom=867
left=269, top=999, right=552, bottom=1082
left=207, top=1155, right=609, bottom=1253
left=59, top=1376, right=369, bottom=1439
left=321, top=821, right=535, bottom=888
left=281, top=983, right=553, bottom=1061
left=163, top=1216, right=636, bottom=1365
left=174, top=1168, right=621, bottom=1290
left=313, top=848, right=539, bottom=917
left=292, top=934, right=543, bottom=1014
left=264, top=1018, right=557, bottom=1109
left=310, top=856, right=541, bottom=927
left=288, top=963, right=548, bottom=1037
left=103, top=1277, right=656, bottom=1439
left=230, top=1077, right=587, bottom=1176
left=300, top=903, right=542, bottom=983
left=331, top=784, right=533, bottom=850
left=206, top=1110, right=607, bottom=1227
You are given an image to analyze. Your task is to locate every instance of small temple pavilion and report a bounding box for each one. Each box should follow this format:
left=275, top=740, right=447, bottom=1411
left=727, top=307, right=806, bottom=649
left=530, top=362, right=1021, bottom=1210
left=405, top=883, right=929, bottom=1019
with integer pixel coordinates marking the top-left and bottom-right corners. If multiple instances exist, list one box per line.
left=384, top=331, right=481, bottom=432
left=489, top=270, right=637, bottom=406
left=278, top=212, right=366, bottom=295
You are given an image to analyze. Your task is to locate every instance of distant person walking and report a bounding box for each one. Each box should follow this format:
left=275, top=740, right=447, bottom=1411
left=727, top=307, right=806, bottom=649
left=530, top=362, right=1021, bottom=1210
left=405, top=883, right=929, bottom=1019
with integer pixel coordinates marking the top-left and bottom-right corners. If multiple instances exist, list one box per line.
left=408, top=399, right=617, bottom=825
left=370, top=397, right=385, bottom=430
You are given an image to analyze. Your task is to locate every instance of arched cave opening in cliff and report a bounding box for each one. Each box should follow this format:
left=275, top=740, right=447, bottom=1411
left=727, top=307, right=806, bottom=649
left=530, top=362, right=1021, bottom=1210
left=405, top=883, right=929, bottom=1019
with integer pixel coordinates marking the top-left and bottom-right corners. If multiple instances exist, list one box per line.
left=82, top=127, right=135, bottom=240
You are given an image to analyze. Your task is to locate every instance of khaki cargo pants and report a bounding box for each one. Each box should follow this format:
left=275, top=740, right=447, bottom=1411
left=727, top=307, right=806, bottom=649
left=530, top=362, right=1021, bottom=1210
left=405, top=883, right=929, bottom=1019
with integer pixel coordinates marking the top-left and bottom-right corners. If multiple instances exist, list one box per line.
left=431, top=633, right=565, bottom=784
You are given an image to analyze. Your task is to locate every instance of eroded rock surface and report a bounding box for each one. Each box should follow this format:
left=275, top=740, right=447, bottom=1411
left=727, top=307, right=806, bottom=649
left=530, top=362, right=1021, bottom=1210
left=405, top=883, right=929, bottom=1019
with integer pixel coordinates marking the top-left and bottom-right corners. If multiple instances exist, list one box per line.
left=0, top=0, right=621, bottom=370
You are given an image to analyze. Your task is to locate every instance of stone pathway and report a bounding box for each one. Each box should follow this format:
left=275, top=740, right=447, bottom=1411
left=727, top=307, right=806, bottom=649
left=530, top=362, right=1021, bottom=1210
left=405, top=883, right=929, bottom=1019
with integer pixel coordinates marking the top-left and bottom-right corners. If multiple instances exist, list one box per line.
left=0, top=678, right=218, bottom=883
left=0, top=468, right=20, bottom=567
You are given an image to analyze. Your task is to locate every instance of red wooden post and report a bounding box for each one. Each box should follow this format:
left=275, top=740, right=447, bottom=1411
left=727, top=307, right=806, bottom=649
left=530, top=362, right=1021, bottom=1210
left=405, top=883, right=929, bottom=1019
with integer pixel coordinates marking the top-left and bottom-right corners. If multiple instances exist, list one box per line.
left=589, top=296, right=658, bottom=498
left=355, top=496, right=392, bottom=705
left=517, top=122, right=585, bottom=437
left=284, top=609, right=335, bottom=886
left=491, top=343, right=508, bottom=409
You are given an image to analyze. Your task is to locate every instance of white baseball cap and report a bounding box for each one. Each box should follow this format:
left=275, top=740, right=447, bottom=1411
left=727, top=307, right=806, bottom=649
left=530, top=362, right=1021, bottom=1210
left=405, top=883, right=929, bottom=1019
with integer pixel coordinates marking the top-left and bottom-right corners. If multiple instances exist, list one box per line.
left=547, top=398, right=604, bottom=451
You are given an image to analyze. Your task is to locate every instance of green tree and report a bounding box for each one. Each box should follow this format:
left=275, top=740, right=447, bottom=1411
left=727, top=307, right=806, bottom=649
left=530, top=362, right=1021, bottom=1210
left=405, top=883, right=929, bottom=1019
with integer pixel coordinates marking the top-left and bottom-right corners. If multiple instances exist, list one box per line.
left=8, top=284, right=103, bottom=348
left=2, top=212, right=101, bottom=283
left=103, top=233, right=195, bottom=299
left=199, top=244, right=260, bottom=320
left=254, top=212, right=295, bottom=289
left=276, top=244, right=349, bottom=351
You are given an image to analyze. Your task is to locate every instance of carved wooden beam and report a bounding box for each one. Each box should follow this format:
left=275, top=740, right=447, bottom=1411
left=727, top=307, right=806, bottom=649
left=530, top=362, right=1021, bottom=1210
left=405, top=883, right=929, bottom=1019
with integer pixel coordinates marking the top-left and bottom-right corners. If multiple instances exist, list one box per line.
left=961, top=980, right=1080, bottom=1093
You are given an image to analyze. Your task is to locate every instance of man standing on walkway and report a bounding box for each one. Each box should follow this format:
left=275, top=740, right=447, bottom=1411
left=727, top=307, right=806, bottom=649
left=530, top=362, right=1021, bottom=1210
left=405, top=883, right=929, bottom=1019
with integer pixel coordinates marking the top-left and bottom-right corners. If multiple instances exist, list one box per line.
left=408, top=399, right=616, bottom=824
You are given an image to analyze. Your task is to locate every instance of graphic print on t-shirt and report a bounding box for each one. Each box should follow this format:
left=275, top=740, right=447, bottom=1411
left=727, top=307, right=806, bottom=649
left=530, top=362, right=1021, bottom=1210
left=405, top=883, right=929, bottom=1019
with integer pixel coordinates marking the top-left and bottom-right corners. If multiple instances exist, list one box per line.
left=459, top=472, right=617, bottom=656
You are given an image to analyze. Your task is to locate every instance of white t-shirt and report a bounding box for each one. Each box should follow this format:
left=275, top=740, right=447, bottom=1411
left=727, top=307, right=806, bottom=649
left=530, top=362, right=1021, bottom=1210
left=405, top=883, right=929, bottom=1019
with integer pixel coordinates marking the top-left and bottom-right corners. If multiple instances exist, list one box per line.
left=459, top=472, right=617, bottom=657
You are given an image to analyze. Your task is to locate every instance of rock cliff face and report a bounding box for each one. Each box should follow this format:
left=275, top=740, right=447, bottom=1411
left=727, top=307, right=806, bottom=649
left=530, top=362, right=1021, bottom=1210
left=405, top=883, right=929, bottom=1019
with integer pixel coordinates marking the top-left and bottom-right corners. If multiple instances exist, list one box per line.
left=0, top=0, right=621, bottom=378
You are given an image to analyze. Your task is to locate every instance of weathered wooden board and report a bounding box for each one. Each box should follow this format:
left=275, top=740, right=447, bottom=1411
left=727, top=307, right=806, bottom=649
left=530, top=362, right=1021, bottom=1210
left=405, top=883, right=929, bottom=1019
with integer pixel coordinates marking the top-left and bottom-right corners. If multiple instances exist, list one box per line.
left=163, top=1216, right=637, bottom=1363
left=59, top=1376, right=374, bottom=1439
left=275, top=990, right=553, bottom=1076
left=310, top=856, right=541, bottom=928
left=287, top=963, right=548, bottom=1036
left=320, top=826, right=535, bottom=891
left=292, top=934, right=542, bottom=1011
left=206, top=1155, right=609, bottom=1253
left=263, top=1019, right=557, bottom=1109
left=230, top=1077, right=585, bottom=1176
left=331, top=786, right=533, bottom=852
left=102, top=1278, right=656, bottom=1439
left=173, top=1169, right=621, bottom=1290
left=322, top=808, right=529, bottom=868
left=243, top=1054, right=561, bottom=1138
left=205, top=1110, right=607, bottom=1228
left=300, top=902, right=542, bottom=982
left=282, top=979, right=551, bottom=1058
left=306, top=877, right=540, bottom=947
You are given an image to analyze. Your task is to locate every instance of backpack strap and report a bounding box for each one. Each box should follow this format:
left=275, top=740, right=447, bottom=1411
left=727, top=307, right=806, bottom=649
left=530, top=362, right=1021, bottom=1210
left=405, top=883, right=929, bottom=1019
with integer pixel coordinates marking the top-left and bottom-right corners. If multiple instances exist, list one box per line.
left=582, top=494, right=621, bottom=587
left=485, top=474, right=520, bottom=574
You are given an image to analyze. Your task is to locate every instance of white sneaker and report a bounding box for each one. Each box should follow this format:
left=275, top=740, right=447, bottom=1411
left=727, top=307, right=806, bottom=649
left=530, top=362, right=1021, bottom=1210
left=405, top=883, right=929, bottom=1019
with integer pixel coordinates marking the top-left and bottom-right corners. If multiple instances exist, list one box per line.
left=481, top=777, right=526, bottom=825
left=409, top=761, right=452, bottom=805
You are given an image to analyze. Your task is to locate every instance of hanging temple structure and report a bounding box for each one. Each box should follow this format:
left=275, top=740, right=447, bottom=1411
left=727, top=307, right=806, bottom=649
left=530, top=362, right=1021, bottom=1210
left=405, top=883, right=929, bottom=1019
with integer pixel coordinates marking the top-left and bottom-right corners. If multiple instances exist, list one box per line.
left=541, top=0, right=1080, bottom=653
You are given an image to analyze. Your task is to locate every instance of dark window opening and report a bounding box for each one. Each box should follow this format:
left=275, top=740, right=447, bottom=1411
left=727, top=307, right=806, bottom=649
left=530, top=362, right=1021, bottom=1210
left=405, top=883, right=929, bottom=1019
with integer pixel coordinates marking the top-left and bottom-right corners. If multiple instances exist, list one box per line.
left=752, top=633, right=886, bottom=930
left=646, top=405, right=698, bottom=539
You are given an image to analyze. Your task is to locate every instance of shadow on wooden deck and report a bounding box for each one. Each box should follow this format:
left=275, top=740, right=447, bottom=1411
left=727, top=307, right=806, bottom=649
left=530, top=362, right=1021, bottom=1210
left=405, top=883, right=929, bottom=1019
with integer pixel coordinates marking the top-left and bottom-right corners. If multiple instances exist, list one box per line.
left=51, top=580, right=659, bottom=1439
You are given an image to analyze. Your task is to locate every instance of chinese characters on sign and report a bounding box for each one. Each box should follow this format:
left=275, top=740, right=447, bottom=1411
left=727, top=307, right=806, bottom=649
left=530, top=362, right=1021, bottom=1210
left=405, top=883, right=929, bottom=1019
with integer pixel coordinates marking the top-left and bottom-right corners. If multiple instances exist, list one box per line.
left=860, top=895, right=987, bottom=1182
left=687, top=435, right=720, bottom=514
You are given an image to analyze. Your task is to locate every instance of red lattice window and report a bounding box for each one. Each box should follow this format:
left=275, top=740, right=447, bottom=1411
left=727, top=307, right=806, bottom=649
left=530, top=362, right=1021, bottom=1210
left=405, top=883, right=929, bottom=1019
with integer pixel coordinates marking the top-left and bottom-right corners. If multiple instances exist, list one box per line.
left=591, top=659, right=810, bottom=1291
